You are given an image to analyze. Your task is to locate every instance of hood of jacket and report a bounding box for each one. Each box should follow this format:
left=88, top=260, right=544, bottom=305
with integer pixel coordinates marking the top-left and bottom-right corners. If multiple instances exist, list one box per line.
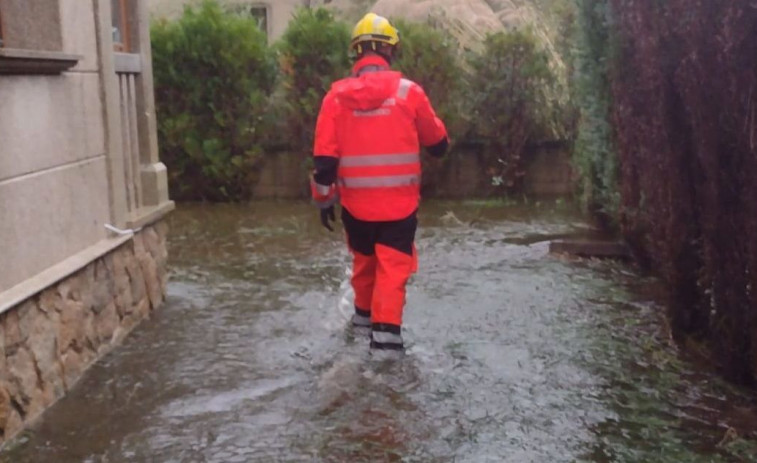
left=331, top=56, right=402, bottom=111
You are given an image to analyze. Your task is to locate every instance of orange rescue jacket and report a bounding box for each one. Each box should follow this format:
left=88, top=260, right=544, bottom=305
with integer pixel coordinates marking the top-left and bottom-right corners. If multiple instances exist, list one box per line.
left=311, top=55, right=448, bottom=222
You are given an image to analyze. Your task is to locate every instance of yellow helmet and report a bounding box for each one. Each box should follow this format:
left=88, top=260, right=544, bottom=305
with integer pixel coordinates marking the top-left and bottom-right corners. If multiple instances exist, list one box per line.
left=351, top=13, right=400, bottom=55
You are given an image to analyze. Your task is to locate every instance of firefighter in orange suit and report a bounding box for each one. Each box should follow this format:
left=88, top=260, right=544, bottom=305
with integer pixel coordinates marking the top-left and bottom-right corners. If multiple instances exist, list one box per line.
left=310, top=13, right=449, bottom=350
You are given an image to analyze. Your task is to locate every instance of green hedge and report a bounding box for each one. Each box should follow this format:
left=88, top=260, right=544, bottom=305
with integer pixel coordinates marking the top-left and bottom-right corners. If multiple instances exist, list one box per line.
left=571, top=0, right=619, bottom=224
left=466, top=30, right=554, bottom=192
left=392, top=19, right=464, bottom=136
left=151, top=1, right=562, bottom=201
left=152, top=1, right=276, bottom=201
left=276, top=8, right=351, bottom=154
left=390, top=19, right=464, bottom=192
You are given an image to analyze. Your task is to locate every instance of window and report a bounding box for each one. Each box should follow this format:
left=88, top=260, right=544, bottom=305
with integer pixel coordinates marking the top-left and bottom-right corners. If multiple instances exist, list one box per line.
left=0, top=0, right=63, bottom=51
left=228, top=4, right=270, bottom=37
left=249, top=5, right=269, bottom=36
left=112, top=0, right=130, bottom=52
left=0, top=0, right=79, bottom=74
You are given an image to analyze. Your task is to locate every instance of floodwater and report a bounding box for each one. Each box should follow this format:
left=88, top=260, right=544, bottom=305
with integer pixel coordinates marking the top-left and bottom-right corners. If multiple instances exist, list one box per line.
left=3, top=200, right=757, bottom=463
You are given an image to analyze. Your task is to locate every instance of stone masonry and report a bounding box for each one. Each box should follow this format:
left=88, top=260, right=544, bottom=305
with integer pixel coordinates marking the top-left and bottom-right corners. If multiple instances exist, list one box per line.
left=0, top=221, right=169, bottom=444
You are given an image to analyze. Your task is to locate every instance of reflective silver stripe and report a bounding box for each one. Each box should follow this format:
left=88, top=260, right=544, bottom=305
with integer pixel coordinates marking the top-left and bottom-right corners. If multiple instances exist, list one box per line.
left=315, top=183, right=332, bottom=195
left=353, top=99, right=396, bottom=117
left=315, top=195, right=338, bottom=209
left=341, top=174, right=420, bottom=188
left=353, top=108, right=390, bottom=117
left=340, top=153, right=419, bottom=167
left=372, top=331, right=403, bottom=345
left=397, top=78, right=413, bottom=99
left=351, top=313, right=371, bottom=327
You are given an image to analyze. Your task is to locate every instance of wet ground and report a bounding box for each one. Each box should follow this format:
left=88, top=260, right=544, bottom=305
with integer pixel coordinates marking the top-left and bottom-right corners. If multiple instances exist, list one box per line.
left=3, top=200, right=757, bottom=462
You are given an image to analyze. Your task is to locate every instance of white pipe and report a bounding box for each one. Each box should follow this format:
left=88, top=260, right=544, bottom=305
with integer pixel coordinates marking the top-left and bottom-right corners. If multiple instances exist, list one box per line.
left=104, top=223, right=141, bottom=236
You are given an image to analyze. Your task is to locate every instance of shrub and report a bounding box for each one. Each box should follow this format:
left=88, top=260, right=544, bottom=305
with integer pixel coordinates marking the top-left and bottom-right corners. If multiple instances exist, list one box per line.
left=571, top=0, right=619, bottom=223
left=391, top=19, right=465, bottom=136
left=276, top=8, right=351, bottom=155
left=150, top=5, right=568, bottom=200
left=151, top=0, right=276, bottom=201
left=390, top=19, right=466, bottom=193
left=465, top=30, right=554, bottom=193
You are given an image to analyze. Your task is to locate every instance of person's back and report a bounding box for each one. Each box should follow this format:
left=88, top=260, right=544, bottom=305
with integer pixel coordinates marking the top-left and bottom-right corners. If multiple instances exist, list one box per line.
left=311, top=13, right=448, bottom=351
left=316, top=55, right=446, bottom=221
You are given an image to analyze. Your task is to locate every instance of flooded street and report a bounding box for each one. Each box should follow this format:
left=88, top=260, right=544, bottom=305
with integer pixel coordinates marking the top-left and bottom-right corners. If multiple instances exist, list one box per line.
left=3, top=201, right=757, bottom=462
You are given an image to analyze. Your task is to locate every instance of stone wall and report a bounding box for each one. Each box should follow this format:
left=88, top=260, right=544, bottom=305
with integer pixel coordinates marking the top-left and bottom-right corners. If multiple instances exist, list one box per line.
left=252, top=151, right=310, bottom=199
left=0, top=221, right=169, bottom=444
left=249, top=146, right=575, bottom=199
left=522, top=144, right=576, bottom=196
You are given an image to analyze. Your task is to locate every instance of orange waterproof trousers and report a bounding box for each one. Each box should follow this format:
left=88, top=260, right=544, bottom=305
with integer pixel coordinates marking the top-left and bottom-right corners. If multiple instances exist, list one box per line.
left=342, top=208, right=418, bottom=329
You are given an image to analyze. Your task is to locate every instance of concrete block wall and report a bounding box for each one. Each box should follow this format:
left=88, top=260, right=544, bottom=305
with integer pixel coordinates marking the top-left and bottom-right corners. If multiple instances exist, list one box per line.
left=0, top=0, right=108, bottom=292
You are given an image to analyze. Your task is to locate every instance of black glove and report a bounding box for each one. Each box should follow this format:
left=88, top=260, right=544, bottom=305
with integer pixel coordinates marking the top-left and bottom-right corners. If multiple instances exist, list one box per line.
left=426, top=137, right=449, bottom=158
left=320, top=205, right=336, bottom=232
